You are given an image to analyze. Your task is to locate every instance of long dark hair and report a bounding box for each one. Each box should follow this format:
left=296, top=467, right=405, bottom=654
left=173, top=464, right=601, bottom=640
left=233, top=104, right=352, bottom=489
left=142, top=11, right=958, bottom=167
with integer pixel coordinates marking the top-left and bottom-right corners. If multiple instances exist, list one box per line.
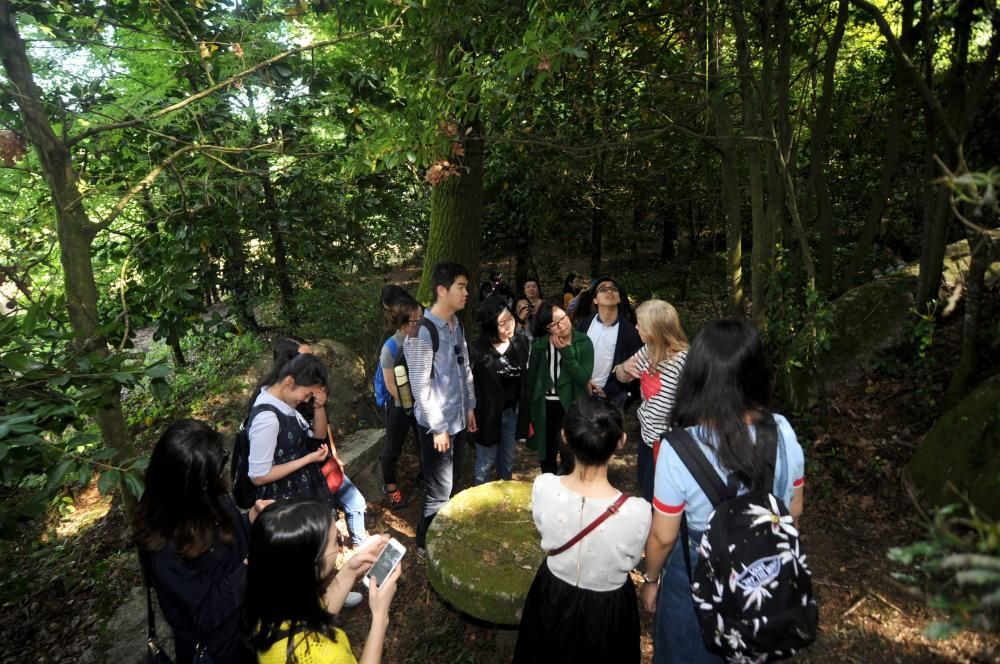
left=477, top=295, right=512, bottom=343
left=134, top=419, right=233, bottom=558
left=563, top=395, right=624, bottom=466
left=244, top=501, right=340, bottom=654
left=670, top=319, right=778, bottom=491
left=248, top=336, right=312, bottom=416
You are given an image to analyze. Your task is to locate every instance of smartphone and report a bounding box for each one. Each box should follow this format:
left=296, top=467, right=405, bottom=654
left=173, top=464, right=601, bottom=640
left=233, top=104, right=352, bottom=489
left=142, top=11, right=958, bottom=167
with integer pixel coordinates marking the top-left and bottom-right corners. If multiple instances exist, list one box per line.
left=362, top=538, right=406, bottom=588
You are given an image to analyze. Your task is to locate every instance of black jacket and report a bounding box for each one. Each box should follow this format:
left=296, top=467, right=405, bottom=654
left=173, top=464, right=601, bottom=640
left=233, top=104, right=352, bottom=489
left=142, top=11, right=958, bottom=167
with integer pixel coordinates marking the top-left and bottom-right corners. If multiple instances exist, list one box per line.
left=575, top=312, right=642, bottom=402
left=141, top=496, right=250, bottom=663
left=469, top=334, right=530, bottom=445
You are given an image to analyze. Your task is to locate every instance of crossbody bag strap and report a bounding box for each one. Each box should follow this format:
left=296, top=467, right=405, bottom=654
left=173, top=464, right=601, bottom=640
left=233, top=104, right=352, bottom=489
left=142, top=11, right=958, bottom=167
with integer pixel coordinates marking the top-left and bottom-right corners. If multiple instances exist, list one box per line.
left=140, top=552, right=158, bottom=643
left=548, top=493, right=630, bottom=556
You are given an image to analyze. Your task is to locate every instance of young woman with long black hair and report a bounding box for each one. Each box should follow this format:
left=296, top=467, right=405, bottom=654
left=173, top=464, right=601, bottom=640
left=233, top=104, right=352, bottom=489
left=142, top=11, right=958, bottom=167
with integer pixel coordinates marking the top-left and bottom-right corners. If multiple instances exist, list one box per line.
left=469, top=295, right=529, bottom=484
left=135, top=419, right=271, bottom=663
left=244, top=501, right=400, bottom=664
left=639, top=320, right=805, bottom=664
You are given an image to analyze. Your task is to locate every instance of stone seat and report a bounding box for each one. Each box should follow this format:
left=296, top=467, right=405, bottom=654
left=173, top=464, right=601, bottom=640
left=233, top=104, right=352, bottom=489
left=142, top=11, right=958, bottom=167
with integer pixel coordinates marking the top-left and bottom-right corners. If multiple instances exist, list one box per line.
left=426, top=480, right=543, bottom=626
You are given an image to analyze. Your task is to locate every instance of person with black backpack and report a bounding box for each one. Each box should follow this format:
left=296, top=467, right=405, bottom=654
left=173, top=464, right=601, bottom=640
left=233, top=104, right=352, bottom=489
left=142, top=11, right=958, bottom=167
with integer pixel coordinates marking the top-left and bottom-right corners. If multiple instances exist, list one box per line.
left=640, top=320, right=813, bottom=664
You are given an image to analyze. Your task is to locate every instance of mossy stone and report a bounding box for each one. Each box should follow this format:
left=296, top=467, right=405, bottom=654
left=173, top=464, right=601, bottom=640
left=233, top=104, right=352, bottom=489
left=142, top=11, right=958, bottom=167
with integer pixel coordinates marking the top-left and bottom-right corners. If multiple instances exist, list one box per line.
left=784, top=239, right=1000, bottom=410
left=905, top=373, right=1000, bottom=518
left=426, top=480, right=543, bottom=625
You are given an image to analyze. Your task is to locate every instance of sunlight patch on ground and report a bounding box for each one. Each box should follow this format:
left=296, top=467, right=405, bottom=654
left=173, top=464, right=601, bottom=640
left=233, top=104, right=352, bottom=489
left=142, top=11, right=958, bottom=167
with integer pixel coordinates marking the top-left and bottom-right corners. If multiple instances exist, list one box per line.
left=53, top=481, right=113, bottom=539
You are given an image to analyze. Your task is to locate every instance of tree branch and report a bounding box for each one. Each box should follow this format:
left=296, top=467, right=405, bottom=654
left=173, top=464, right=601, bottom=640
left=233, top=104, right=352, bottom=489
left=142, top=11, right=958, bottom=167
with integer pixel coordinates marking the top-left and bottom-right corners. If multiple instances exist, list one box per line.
left=88, top=143, right=274, bottom=237
left=849, top=0, right=961, bottom=158
left=68, top=21, right=401, bottom=146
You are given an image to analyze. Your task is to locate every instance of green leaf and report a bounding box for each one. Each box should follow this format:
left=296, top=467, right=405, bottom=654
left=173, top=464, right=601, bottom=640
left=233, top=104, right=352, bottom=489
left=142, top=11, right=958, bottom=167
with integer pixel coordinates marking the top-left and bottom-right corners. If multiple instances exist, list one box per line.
left=97, top=469, right=120, bottom=496
left=145, top=363, right=172, bottom=380
left=123, top=472, right=145, bottom=499
left=150, top=379, right=170, bottom=403
left=45, top=459, right=74, bottom=492
left=0, top=442, right=7, bottom=461
left=1, top=352, right=44, bottom=373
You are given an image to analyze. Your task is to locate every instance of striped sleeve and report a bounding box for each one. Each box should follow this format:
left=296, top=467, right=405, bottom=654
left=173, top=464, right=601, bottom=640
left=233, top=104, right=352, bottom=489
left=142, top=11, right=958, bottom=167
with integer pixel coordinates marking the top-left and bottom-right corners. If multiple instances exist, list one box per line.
left=404, top=333, right=444, bottom=433
left=639, top=352, right=686, bottom=441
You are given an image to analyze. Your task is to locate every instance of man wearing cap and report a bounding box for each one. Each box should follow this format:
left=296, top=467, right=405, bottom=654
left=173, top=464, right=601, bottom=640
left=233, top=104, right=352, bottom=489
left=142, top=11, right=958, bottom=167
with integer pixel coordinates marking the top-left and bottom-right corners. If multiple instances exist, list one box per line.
left=575, top=277, right=641, bottom=407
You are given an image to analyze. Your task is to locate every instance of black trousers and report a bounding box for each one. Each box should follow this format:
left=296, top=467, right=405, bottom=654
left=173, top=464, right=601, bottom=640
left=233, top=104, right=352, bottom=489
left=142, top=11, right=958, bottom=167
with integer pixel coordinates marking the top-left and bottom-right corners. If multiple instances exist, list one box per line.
left=381, top=403, right=419, bottom=485
left=540, top=399, right=574, bottom=475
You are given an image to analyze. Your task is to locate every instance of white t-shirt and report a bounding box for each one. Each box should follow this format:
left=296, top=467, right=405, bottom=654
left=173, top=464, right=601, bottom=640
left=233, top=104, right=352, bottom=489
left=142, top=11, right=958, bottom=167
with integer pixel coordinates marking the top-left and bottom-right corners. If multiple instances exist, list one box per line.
left=652, top=414, right=805, bottom=532
left=532, top=473, right=651, bottom=592
left=247, top=388, right=312, bottom=478
left=586, top=315, right=619, bottom=389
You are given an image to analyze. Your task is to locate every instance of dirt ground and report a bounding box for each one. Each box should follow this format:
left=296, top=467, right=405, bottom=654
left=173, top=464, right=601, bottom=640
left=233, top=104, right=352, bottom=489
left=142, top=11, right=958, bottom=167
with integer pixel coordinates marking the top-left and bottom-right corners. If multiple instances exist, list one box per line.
left=334, top=369, right=999, bottom=663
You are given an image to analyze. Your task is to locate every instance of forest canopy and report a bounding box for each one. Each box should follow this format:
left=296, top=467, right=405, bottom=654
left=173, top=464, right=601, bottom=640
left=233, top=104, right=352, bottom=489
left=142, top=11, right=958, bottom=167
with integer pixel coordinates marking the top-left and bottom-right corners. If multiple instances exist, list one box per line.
left=0, top=0, right=998, bottom=528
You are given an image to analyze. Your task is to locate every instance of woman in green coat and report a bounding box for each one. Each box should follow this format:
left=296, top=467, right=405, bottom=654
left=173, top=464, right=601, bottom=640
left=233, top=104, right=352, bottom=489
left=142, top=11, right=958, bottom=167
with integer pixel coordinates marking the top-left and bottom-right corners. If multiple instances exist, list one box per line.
left=525, top=301, right=594, bottom=474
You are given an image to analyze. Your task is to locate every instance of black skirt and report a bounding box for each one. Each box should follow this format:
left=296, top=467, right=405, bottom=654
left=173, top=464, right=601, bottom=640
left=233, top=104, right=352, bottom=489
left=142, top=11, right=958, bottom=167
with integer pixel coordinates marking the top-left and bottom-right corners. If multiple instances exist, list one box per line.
left=513, top=558, right=641, bottom=663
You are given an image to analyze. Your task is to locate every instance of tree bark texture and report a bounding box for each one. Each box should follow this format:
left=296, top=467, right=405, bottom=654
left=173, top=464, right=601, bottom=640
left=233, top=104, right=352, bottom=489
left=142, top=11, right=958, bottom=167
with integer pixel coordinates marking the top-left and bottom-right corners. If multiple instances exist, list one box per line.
left=946, top=232, right=995, bottom=404
left=809, top=0, right=849, bottom=293
left=262, top=174, right=296, bottom=322
left=417, top=125, right=484, bottom=305
left=0, top=0, right=137, bottom=503
left=709, top=18, right=745, bottom=319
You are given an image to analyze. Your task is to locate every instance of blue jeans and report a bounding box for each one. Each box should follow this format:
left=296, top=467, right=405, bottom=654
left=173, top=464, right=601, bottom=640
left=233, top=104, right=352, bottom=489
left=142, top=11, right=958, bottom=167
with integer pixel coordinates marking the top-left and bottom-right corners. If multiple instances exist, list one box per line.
left=654, top=527, right=724, bottom=664
left=474, top=406, right=517, bottom=484
left=333, top=475, right=367, bottom=546
left=415, top=427, right=467, bottom=548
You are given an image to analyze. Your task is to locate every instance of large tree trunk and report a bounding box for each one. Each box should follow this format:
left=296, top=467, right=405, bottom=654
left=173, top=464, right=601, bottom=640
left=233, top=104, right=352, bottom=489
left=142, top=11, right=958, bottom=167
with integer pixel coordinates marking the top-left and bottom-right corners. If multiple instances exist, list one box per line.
left=417, top=121, right=484, bottom=304
left=843, top=0, right=913, bottom=291
left=709, top=15, right=745, bottom=319
left=262, top=174, right=296, bottom=322
left=730, top=0, right=770, bottom=322
left=0, top=0, right=137, bottom=511
left=810, top=0, right=849, bottom=293
left=946, top=231, right=995, bottom=404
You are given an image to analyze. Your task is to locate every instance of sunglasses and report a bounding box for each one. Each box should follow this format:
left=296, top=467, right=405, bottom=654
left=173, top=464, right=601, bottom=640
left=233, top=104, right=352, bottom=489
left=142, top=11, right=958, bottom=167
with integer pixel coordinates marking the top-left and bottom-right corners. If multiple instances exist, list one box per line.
left=454, top=344, right=464, bottom=365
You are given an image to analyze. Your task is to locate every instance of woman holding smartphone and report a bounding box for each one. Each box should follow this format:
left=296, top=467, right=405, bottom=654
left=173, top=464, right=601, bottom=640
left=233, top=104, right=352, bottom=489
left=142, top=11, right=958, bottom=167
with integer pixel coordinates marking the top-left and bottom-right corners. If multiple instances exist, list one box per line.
left=525, top=301, right=594, bottom=475
left=244, top=501, right=400, bottom=664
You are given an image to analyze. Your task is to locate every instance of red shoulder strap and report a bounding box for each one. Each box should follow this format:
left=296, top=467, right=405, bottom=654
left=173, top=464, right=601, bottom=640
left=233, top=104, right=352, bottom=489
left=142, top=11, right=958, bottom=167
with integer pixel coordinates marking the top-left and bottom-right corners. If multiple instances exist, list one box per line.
left=548, top=493, right=630, bottom=556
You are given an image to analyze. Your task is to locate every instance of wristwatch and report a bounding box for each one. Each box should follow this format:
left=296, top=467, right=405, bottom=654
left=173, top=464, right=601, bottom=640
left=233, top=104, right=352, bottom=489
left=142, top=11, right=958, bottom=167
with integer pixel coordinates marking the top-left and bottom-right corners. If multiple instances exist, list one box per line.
left=641, top=571, right=659, bottom=584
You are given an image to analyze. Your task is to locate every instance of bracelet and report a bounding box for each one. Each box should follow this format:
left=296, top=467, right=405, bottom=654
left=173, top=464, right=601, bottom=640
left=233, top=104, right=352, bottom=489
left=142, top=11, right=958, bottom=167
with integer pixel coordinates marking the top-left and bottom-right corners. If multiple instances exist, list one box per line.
left=641, top=571, right=659, bottom=584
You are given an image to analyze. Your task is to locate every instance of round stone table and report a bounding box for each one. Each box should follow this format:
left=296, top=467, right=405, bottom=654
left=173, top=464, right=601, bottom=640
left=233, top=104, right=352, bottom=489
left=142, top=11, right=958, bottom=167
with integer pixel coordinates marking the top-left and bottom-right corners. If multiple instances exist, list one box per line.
left=425, top=480, right=544, bottom=626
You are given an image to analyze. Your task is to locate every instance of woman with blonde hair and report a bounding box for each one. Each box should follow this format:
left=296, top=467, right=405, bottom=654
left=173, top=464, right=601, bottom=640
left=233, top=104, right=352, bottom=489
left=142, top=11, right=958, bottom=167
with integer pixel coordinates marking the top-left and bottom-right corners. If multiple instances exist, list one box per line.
left=612, top=299, right=688, bottom=501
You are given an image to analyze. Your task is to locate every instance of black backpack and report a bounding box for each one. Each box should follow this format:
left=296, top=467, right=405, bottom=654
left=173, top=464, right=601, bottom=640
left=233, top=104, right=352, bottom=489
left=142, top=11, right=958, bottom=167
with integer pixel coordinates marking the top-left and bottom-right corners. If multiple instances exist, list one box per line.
left=230, top=404, right=282, bottom=509
left=665, top=426, right=818, bottom=662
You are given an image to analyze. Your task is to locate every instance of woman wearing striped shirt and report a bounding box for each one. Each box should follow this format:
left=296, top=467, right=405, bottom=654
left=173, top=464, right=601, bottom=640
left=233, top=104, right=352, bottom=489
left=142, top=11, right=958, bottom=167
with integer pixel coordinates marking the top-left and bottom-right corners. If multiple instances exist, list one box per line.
left=613, top=299, right=688, bottom=502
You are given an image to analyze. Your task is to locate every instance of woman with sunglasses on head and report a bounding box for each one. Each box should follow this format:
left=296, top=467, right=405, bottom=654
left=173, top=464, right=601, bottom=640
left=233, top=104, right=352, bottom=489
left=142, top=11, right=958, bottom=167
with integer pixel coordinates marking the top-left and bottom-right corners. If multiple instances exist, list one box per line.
left=378, top=296, right=423, bottom=509
left=135, top=419, right=272, bottom=663
left=526, top=301, right=594, bottom=475
left=470, top=295, right=530, bottom=484
left=244, top=501, right=400, bottom=664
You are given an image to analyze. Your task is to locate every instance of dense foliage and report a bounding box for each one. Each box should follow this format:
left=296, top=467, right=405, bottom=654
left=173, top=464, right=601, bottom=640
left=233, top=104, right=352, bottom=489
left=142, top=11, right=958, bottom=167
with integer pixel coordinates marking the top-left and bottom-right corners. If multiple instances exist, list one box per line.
left=0, top=0, right=997, bottom=532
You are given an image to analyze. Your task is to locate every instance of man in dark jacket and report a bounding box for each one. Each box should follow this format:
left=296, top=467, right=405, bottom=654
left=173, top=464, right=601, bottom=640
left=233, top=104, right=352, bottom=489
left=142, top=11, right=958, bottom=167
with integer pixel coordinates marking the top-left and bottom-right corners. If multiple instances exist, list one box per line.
left=575, top=276, right=641, bottom=407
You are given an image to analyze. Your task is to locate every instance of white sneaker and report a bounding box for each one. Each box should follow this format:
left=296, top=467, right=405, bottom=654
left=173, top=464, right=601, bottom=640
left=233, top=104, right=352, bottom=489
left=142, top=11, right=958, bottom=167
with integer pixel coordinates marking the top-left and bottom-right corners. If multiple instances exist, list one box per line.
left=343, top=591, right=363, bottom=609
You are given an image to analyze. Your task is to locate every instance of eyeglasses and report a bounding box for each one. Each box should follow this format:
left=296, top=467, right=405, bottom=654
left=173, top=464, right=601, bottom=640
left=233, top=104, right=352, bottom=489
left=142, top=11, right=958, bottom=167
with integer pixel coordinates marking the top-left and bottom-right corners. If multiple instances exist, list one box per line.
left=546, top=314, right=568, bottom=331
left=597, top=285, right=619, bottom=294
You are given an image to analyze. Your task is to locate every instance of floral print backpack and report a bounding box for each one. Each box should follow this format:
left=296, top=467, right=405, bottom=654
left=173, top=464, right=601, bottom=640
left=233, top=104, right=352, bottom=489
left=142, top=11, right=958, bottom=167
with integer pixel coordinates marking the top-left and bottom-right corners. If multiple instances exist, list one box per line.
left=665, top=427, right=818, bottom=663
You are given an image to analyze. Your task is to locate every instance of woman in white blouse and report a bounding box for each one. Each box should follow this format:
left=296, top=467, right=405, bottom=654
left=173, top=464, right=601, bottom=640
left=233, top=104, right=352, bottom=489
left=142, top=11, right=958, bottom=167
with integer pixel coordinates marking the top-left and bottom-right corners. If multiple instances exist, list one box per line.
left=514, top=395, right=652, bottom=663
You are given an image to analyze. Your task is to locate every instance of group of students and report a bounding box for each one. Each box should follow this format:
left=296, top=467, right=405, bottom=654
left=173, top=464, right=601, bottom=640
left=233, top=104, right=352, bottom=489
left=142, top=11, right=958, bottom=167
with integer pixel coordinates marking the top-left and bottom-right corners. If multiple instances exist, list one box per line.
left=375, top=262, right=808, bottom=663
left=136, top=337, right=403, bottom=663
left=134, top=258, right=808, bottom=664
